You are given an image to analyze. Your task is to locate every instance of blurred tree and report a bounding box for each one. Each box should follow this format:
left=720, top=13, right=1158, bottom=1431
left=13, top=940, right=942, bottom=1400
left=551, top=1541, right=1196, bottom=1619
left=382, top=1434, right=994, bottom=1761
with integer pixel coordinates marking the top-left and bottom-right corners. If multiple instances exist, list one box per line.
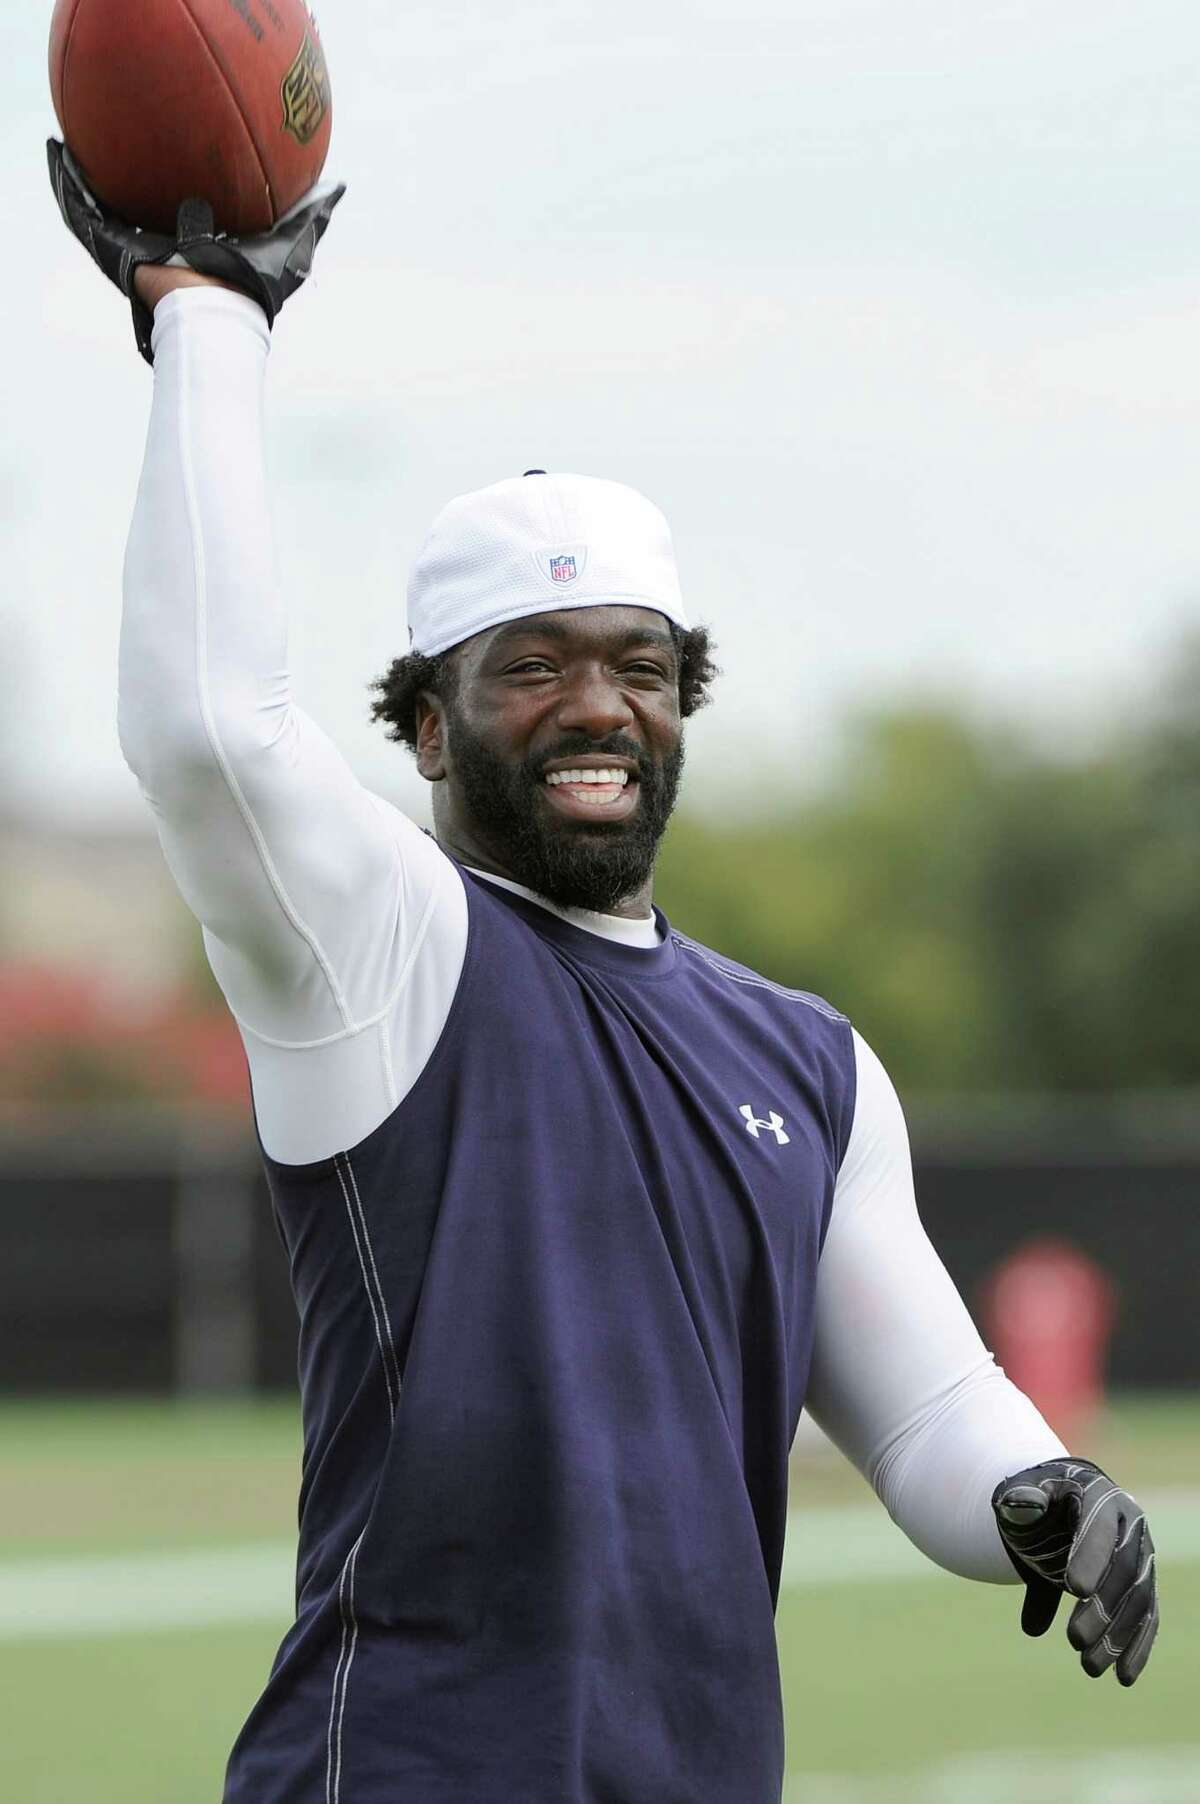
left=657, top=637, right=1200, bottom=1095
left=1112, top=632, right=1200, bottom=1084
left=660, top=708, right=1001, bottom=1087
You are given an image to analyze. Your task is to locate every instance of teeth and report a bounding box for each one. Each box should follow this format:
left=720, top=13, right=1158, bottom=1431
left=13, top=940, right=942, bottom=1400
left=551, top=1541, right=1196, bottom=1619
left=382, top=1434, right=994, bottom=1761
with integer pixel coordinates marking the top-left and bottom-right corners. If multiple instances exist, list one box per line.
left=545, top=768, right=629, bottom=786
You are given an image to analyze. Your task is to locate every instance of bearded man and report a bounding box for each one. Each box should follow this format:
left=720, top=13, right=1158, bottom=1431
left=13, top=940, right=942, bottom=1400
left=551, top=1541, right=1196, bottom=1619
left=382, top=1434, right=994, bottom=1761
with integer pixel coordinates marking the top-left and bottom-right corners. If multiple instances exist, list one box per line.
left=49, top=153, right=1158, bottom=1804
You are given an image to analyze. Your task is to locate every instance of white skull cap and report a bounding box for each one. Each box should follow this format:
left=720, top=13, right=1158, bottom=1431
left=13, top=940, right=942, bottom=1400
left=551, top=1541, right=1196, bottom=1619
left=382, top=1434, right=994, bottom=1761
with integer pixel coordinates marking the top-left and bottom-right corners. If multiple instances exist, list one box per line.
left=406, top=471, right=689, bottom=656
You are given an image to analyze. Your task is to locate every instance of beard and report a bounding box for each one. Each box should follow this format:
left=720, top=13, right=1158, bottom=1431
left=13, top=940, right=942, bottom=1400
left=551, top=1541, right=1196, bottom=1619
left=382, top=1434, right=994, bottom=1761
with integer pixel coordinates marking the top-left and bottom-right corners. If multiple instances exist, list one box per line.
left=445, top=708, right=684, bottom=913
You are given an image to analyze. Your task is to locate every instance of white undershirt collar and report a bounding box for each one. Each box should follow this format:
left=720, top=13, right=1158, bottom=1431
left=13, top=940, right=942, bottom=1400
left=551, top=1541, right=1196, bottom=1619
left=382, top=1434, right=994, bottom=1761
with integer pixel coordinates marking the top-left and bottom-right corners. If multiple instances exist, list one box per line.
left=465, top=866, right=662, bottom=949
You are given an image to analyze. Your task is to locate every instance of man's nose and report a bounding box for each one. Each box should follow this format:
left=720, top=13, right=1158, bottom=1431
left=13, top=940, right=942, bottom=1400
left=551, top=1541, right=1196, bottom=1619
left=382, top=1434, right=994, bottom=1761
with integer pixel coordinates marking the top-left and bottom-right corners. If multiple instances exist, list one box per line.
left=554, top=666, right=635, bottom=741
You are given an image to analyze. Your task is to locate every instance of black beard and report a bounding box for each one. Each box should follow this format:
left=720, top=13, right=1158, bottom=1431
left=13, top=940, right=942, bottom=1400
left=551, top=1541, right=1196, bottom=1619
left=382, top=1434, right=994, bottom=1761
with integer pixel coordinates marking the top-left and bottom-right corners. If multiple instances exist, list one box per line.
left=445, top=710, right=684, bottom=913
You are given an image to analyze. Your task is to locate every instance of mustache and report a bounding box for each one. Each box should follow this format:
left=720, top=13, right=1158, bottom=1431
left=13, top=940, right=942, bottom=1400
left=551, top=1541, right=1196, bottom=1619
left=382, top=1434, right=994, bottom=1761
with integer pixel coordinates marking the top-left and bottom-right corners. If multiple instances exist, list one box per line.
left=528, top=733, right=656, bottom=784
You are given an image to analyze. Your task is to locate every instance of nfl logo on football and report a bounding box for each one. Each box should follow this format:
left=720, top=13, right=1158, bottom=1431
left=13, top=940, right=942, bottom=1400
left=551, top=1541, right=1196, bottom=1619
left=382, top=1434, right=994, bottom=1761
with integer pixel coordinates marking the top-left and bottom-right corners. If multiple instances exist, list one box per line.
left=549, top=555, right=577, bottom=583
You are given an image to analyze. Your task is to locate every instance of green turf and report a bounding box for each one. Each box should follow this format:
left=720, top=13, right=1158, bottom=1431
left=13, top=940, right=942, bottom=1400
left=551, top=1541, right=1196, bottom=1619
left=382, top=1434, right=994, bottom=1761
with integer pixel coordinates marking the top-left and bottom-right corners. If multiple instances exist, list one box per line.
left=776, top=1566, right=1194, bottom=1778
left=0, top=1396, right=1192, bottom=1800
left=0, top=1399, right=300, bottom=1554
left=3, top=1623, right=277, bottom=1804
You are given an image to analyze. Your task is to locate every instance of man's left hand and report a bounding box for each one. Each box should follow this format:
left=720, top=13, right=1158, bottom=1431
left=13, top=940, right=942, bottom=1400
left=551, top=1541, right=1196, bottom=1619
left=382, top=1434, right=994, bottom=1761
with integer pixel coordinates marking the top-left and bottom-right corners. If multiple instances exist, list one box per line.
left=992, top=1457, right=1158, bottom=1686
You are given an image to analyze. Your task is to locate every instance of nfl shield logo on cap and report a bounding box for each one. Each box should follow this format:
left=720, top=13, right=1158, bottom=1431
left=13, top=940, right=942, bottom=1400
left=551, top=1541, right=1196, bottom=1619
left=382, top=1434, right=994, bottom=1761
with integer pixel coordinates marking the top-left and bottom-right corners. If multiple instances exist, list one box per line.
left=534, top=544, right=589, bottom=586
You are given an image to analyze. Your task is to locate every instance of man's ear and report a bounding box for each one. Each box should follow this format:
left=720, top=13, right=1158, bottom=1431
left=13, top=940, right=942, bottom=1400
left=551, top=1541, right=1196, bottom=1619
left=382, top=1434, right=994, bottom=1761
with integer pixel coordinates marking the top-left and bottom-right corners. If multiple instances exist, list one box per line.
left=415, top=693, right=447, bottom=782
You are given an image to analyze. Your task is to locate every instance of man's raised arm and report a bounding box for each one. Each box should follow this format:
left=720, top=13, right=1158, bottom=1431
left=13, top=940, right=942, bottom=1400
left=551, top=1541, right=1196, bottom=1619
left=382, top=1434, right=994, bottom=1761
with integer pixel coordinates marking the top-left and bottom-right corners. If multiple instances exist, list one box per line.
left=119, top=273, right=410, bottom=1033
left=50, top=152, right=457, bottom=1080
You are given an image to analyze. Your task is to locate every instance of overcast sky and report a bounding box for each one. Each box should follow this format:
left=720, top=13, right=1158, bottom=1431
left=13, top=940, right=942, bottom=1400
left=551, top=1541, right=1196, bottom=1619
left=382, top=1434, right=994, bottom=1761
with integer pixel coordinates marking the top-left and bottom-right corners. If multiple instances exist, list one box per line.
left=7, top=0, right=1200, bottom=828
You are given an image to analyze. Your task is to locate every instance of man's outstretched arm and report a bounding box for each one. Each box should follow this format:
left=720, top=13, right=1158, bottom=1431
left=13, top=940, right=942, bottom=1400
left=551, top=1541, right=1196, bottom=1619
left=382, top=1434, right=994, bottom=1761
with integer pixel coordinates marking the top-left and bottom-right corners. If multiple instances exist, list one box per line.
left=42, top=137, right=472, bottom=1119
left=805, top=1031, right=1158, bottom=1683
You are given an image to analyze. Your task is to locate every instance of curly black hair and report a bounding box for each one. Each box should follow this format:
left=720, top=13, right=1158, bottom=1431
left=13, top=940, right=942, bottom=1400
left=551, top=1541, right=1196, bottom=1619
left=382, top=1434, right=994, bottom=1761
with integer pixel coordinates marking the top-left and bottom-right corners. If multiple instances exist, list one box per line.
left=369, top=622, right=718, bottom=754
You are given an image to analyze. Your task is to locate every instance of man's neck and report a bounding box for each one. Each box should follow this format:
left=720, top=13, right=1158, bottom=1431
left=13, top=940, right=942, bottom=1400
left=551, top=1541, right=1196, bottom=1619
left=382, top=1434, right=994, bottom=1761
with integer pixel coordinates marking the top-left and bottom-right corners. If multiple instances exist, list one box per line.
left=433, top=822, right=656, bottom=923
left=463, top=866, right=662, bottom=948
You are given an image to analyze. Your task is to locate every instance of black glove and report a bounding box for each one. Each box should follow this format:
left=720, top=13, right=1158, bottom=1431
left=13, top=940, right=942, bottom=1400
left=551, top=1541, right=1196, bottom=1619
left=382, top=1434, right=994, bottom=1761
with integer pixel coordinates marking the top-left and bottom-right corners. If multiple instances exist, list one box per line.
left=992, top=1457, right=1158, bottom=1686
left=47, top=138, right=344, bottom=365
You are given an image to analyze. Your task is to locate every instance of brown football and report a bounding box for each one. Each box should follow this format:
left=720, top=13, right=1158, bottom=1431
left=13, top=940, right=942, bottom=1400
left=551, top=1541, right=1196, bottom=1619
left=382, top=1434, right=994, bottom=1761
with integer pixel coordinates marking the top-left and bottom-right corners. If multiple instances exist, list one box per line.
left=49, top=0, right=333, bottom=236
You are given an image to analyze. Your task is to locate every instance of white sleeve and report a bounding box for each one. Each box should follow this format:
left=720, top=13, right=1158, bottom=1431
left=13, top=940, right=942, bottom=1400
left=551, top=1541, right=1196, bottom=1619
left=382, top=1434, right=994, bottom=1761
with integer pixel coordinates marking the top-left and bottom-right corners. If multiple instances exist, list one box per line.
left=805, top=1029, right=1068, bottom=1582
left=119, top=287, right=466, bottom=1157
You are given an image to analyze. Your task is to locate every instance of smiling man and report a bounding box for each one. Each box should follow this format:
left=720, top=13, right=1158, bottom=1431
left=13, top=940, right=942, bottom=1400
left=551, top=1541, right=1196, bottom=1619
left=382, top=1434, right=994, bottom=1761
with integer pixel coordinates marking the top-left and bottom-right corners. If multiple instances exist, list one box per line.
left=374, top=473, right=706, bottom=919
left=50, top=155, right=1158, bottom=1804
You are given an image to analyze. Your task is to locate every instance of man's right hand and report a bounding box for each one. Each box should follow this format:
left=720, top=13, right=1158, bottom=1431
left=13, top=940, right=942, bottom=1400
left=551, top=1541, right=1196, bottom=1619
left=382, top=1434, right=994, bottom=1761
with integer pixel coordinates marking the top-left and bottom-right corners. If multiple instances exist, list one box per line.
left=48, top=138, right=345, bottom=366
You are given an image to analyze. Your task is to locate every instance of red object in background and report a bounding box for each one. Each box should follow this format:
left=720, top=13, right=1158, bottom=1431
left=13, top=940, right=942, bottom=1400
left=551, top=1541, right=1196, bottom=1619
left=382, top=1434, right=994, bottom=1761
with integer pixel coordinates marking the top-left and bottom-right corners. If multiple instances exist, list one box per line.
left=981, top=1237, right=1116, bottom=1446
left=0, top=959, right=248, bottom=1111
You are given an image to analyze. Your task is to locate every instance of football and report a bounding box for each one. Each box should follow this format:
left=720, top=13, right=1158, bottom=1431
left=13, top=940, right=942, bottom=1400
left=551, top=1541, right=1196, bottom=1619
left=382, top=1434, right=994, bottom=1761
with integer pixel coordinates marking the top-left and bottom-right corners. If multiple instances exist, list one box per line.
left=48, top=0, right=333, bottom=237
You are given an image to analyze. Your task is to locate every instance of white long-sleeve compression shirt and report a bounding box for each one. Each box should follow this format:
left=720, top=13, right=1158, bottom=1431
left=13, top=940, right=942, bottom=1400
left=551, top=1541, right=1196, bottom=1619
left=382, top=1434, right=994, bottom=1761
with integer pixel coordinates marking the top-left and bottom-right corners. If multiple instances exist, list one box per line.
left=120, top=288, right=1064, bottom=1584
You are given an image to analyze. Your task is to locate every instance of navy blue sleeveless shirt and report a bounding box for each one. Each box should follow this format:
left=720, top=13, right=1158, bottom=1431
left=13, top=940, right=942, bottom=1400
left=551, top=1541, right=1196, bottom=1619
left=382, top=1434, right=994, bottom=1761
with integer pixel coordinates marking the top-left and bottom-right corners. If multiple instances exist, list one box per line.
left=225, top=870, right=856, bottom=1804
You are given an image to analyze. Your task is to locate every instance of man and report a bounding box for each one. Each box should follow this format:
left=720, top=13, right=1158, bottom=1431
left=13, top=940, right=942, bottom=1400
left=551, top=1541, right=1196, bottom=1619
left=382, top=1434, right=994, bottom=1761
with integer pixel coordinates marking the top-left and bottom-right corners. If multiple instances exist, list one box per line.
left=50, top=149, right=1158, bottom=1804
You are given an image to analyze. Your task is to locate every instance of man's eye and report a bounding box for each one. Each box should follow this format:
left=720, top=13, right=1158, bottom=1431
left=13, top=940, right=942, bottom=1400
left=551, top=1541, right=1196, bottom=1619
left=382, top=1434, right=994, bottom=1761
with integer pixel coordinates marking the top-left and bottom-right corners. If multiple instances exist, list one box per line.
left=624, top=662, right=668, bottom=678
left=505, top=659, right=555, bottom=674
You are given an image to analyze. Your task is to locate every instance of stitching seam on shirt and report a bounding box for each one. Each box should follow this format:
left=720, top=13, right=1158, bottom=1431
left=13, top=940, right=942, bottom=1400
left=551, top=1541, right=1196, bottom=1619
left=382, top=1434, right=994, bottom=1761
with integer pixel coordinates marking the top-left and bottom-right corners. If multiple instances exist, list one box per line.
left=343, top=1152, right=403, bottom=1405
left=334, top=1153, right=400, bottom=1418
left=325, top=1529, right=363, bottom=1804
left=223, top=855, right=447, bottom=1050
left=378, top=1016, right=397, bottom=1113
left=673, top=934, right=846, bottom=1020
left=177, top=321, right=355, bottom=1033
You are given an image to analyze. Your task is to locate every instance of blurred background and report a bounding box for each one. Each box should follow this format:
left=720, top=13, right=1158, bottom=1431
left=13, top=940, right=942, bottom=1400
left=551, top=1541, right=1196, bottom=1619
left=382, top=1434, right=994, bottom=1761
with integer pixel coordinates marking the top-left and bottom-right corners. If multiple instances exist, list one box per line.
left=5, top=1, right=1198, bottom=1799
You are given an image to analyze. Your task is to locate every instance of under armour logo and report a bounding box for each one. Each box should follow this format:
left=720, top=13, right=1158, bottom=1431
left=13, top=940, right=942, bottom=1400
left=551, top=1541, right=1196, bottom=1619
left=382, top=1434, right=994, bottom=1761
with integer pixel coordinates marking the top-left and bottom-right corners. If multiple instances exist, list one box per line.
left=739, top=1105, right=790, bottom=1145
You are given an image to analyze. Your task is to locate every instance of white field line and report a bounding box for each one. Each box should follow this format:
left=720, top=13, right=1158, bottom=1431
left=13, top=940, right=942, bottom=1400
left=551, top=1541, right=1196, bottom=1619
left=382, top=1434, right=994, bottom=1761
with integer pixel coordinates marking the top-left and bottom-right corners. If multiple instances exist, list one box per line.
left=780, top=1487, right=1200, bottom=1588
left=1, top=1492, right=1196, bottom=1643
left=0, top=1541, right=296, bottom=1641
left=784, top=1746, right=1200, bottom=1804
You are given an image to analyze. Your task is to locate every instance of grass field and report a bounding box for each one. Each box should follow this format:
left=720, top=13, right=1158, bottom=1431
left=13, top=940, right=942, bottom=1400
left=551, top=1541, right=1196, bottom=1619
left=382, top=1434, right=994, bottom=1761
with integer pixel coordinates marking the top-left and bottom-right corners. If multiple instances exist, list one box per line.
left=1, top=1396, right=1194, bottom=1802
